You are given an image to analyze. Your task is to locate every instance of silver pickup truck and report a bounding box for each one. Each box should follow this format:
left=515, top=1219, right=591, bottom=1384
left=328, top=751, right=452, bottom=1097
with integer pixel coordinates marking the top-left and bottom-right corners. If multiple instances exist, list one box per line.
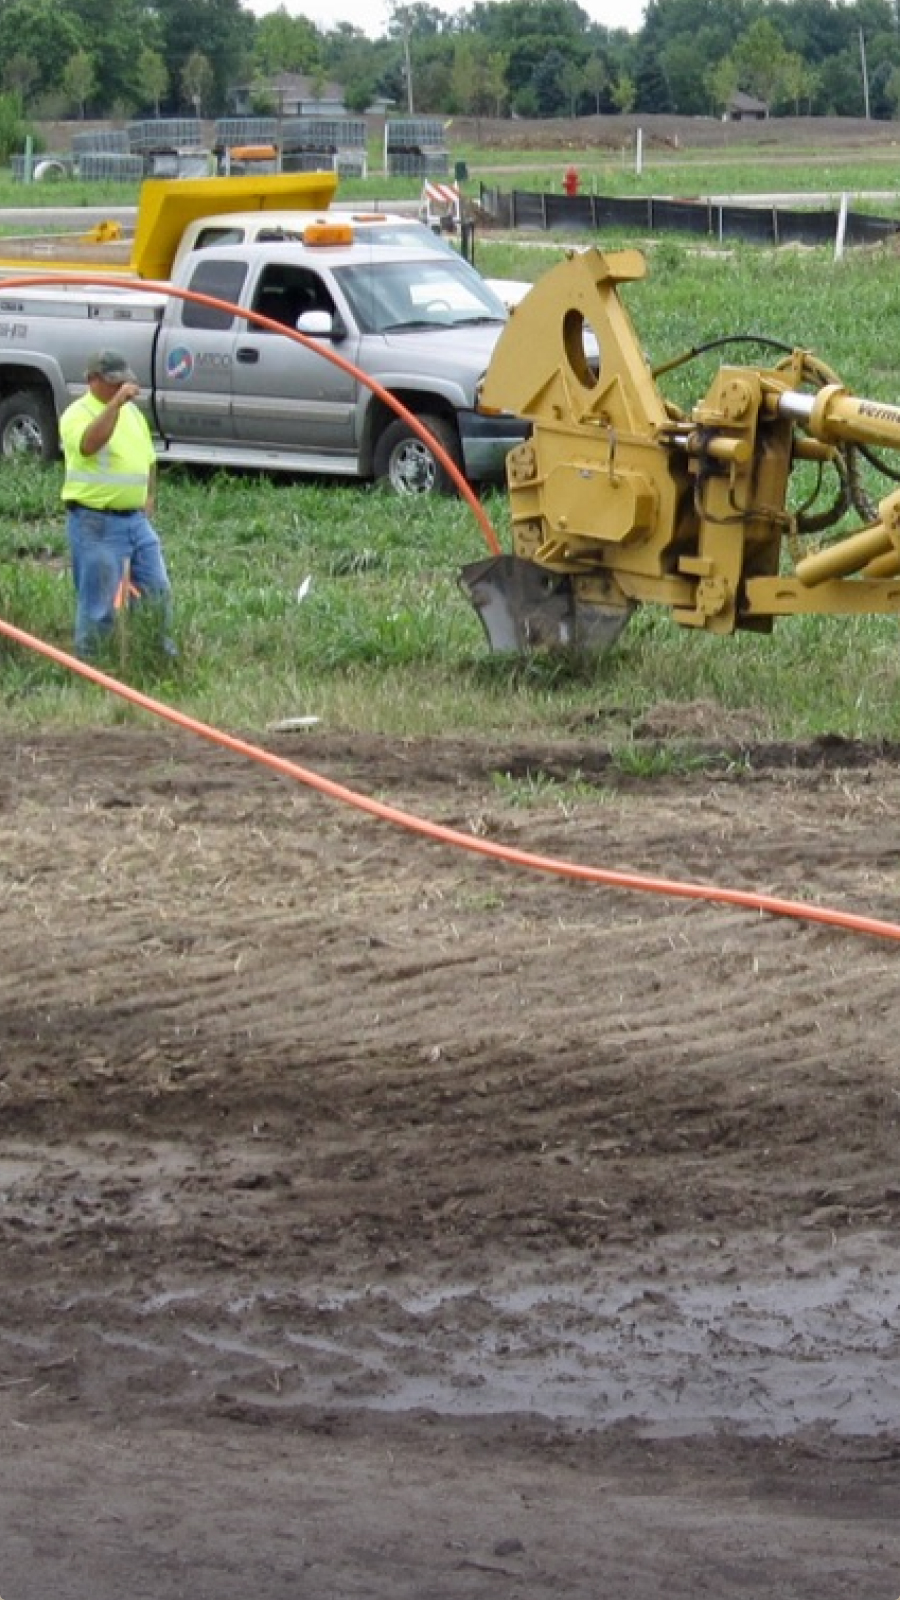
left=0, top=222, right=527, bottom=494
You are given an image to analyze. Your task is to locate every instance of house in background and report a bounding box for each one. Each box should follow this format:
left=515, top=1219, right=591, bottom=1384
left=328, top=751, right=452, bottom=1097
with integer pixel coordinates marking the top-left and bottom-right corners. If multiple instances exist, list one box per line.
left=229, top=72, right=348, bottom=117
left=726, top=90, right=769, bottom=121
left=229, top=71, right=393, bottom=119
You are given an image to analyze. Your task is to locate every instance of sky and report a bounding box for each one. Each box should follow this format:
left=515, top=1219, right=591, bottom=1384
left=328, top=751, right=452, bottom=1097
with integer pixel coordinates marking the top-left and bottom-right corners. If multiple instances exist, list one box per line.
left=246, top=0, right=646, bottom=42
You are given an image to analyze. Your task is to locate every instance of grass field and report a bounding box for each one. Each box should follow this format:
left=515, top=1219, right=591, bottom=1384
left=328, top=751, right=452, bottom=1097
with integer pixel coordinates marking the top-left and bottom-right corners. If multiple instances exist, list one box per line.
left=4, top=138, right=900, bottom=214
left=3, top=140, right=900, bottom=747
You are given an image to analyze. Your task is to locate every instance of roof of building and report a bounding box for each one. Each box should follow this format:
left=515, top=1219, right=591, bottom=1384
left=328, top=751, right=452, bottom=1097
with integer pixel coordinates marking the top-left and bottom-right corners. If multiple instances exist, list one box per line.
left=728, top=90, right=769, bottom=112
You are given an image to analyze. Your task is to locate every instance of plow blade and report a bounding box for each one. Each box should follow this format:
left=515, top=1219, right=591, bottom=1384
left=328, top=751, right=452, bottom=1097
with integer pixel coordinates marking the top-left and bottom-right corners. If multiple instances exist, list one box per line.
left=459, top=555, right=633, bottom=655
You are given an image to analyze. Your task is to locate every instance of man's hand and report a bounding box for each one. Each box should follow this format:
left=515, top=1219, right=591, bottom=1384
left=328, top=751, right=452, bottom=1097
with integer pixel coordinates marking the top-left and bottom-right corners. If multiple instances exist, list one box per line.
left=79, top=381, right=141, bottom=455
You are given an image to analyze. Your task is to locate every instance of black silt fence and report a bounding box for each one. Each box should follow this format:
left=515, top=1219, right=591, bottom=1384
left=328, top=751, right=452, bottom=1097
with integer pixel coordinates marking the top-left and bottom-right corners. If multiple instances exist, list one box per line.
left=478, top=186, right=900, bottom=250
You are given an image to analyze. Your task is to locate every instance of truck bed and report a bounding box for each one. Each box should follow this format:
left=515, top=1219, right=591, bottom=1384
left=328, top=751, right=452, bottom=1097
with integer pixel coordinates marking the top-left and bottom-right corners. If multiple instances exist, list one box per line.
left=0, top=232, right=135, bottom=275
left=0, top=170, right=339, bottom=280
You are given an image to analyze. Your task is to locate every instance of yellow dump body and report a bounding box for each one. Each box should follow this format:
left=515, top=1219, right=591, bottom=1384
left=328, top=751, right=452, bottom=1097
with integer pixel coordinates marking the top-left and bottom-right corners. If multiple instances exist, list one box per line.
left=0, top=171, right=339, bottom=281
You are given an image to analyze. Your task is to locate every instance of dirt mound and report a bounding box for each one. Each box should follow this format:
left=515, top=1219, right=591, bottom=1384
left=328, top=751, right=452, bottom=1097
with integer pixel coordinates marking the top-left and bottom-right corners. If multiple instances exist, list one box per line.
left=451, top=112, right=897, bottom=153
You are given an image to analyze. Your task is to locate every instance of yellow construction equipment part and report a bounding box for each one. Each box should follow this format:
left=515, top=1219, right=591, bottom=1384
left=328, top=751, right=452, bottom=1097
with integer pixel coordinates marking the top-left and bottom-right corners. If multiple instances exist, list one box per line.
left=461, top=245, right=900, bottom=653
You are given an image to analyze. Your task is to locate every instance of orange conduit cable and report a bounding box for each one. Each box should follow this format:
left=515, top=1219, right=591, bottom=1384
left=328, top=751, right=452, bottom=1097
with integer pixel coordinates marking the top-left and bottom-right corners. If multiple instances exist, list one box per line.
left=0, top=270, right=503, bottom=557
left=4, top=616, right=900, bottom=947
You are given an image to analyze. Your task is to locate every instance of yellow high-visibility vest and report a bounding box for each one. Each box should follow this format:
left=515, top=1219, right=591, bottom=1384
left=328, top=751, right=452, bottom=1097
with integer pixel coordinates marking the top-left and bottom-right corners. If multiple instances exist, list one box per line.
left=60, top=394, right=155, bottom=511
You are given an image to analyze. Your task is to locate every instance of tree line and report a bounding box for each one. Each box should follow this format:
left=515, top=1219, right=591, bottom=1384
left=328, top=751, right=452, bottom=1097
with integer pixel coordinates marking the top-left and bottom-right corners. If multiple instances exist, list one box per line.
left=0, top=0, right=897, bottom=138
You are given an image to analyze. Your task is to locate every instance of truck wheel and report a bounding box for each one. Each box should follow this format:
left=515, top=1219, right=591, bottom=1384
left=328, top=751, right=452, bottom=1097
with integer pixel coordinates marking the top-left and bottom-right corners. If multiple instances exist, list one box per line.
left=374, top=413, right=461, bottom=496
left=0, top=390, right=59, bottom=463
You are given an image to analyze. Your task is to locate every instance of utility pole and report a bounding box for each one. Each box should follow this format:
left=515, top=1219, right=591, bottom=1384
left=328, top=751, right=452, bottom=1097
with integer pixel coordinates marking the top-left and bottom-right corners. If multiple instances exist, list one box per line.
left=859, top=28, right=871, bottom=119
left=403, top=23, right=414, bottom=115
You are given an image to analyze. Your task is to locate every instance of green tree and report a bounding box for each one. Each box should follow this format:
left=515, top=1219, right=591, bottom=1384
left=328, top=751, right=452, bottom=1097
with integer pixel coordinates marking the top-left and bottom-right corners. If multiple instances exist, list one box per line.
left=0, top=89, right=28, bottom=161
left=641, top=0, right=761, bottom=59
left=732, top=18, right=791, bottom=107
left=153, top=0, right=252, bottom=119
left=816, top=47, right=866, bottom=114
left=181, top=49, right=215, bottom=116
left=61, top=48, right=96, bottom=116
left=450, top=39, right=488, bottom=116
left=343, top=73, right=377, bottom=113
left=247, top=77, right=277, bottom=115
left=389, top=1, right=450, bottom=35
left=482, top=49, right=509, bottom=116
left=530, top=47, right=570, bottom=115
left=560, top=54, right=582, bottom=114
left=885, top=61, right=900, bottom=116
left=774, top=0, right=884, bottom=65
left=386, top=2, right=458, bottom=115
left=660, top=38, right=711, bottom=112
left=412, top=49, right=454, bottom=111
left=858, top=22, right=900, bottom=117
left=466, top=0, right=589, bottom=106
left=252, top=7, right=321, bottom=76
left=467, top=0, right=591, bottom=51
left=634, top=45, right=673, bottom=113
left=138, top=46, right=169, bottom=116
left=320, top=20, right=372, bottom=84
left=869, top=55, right=900, bottom=119
left=64, top=0, right=161, bottom=119
left=611, top=71, right=636, bottom=113
left=778, top=51, right=818, bottom=114
left=706, top=53, right=739, bottom=115
left=582, top=53, right=608, bottom=114
left=0, top=0, right=80, bottom=104
left=512, top=82, right=539, bottom=117
left=1, top=54, right=39, bottom=104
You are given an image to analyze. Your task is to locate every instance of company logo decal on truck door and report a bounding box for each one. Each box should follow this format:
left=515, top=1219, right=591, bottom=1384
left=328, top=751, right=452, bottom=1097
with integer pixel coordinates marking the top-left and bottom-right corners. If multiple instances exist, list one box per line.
left=166, top=346, right=195, bottom=381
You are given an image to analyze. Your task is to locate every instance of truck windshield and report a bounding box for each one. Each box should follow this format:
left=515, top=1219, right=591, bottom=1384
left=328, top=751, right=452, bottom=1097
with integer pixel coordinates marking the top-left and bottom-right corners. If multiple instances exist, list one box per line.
left=333, top=258, right=507, bottom=334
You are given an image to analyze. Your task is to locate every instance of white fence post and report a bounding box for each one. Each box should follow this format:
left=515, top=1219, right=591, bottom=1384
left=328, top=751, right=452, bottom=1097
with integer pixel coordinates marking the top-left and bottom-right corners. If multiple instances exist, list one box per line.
left=834, top=192, right=849, bottom=261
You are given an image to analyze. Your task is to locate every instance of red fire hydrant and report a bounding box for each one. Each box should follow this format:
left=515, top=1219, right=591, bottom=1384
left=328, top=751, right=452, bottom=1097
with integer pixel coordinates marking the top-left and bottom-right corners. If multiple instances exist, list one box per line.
left=563, top=165, right=580, bottom=197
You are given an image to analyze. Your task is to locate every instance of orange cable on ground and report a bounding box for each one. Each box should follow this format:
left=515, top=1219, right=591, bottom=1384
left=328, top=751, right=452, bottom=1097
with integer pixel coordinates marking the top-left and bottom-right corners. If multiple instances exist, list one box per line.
left=113, top=571, right=140, bottom=609
left=4, top=615, right=900, bottom=947
left=6, top=269, right=899, bottom=944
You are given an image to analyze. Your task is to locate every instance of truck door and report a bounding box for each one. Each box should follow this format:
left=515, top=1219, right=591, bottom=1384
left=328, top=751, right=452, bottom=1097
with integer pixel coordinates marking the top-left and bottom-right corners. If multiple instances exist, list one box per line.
left=155, top=257, right=247, bottom=443
left=231, top=262, right=359, bottom=454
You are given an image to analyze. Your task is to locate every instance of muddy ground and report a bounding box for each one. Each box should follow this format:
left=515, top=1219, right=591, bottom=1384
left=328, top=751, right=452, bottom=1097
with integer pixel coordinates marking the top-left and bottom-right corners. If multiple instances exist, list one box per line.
left=2, top=722, right=900, bottom=1598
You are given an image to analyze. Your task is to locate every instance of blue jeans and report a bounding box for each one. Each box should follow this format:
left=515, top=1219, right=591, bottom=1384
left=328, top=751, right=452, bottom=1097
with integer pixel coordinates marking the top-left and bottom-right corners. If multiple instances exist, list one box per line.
left=65, top=504, right=173, bottom=659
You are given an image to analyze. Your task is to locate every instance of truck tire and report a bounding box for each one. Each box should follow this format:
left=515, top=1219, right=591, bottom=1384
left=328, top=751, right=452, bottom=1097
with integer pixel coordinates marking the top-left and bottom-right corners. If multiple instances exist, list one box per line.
left=373, top=413, right=461, bottom=496
left=0, top=390, right=59, bottom=463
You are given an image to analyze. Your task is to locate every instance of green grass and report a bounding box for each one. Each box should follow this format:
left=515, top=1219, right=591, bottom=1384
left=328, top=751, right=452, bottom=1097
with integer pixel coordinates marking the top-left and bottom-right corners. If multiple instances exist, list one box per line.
left=490, top=766, right=601, bottom=807
left=6, top=140, right=900, bottom=219
left=5, top=423, right=900, bottom=749
left=5, top=162, right=900, bottom=749
left=468, top=152, right=900, bottom=203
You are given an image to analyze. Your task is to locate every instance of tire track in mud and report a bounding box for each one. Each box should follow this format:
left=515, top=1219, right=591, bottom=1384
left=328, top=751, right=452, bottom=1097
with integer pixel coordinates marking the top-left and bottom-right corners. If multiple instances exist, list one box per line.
left=2, top=726, right=900, bottom=1467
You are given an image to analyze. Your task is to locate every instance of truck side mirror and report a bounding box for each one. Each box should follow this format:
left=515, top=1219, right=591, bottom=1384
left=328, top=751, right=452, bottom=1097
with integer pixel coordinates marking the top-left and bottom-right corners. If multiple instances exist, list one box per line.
left=295, top=309, right=335, bottom=339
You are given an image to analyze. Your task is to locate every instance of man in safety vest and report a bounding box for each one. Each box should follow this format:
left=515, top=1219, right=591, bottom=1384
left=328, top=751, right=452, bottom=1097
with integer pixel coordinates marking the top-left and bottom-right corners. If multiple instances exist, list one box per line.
left=60, top=348, right=173, bottom=659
